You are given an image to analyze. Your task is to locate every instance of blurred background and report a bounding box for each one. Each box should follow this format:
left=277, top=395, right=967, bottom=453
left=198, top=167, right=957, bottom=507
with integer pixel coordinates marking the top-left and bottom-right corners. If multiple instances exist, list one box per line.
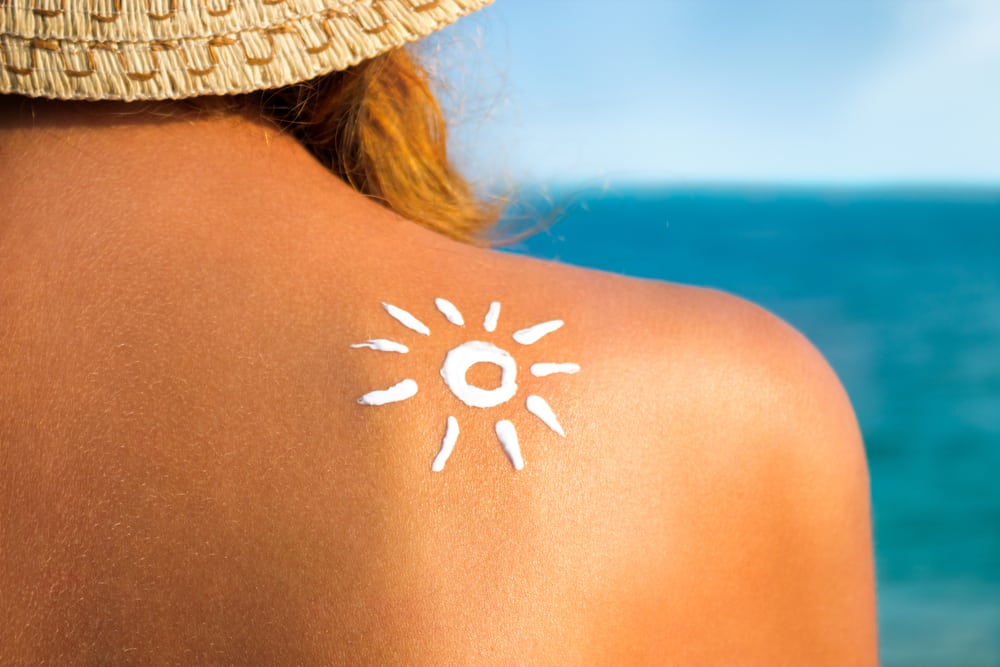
left=437, top=1, right=1000, bottom=664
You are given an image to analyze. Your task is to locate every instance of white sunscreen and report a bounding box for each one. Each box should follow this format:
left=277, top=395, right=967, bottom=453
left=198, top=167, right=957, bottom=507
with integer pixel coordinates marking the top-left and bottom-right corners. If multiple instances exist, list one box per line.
left=530, top=362, right=580, bottom=377
left=495, top=419, right=524, bottom=470
left=351, top=339, right=409, bottom=354
left=354, top=298, right=580, bottom=472
left=483, top=301, right=501, bottom=333
left=382, top=302, right=430, bottom=336
left=357, top=378, right=418, bottom=406
left=434, top=298, right=465, bottom=326
left=526, top=395, right=565, bottom=437
left=513, top=320, right=564, bottom=345
left=431, top=416, right=460, bottom=472
left=440, top=340, right=518, bottom=408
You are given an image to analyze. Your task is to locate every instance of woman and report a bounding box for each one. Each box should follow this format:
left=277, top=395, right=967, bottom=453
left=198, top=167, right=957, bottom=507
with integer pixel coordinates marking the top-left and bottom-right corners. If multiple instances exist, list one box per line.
left=0, top=0, right=876, bottom=663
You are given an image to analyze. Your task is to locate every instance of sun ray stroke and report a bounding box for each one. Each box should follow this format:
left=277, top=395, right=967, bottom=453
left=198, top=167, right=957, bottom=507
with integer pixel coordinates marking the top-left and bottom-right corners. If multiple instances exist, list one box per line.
left=513, top=319, right=564, bottom=345
left=495, top=419, right=524, bottom=470
left=530, top=362, right=580, bottom=377
left=483, top=301, right=501, bottom=332
left=434, top=298, right=465, bottom=326
left=431, top=416, right=460, bottom=472
left=526, top=395, right=566, bottom=437
left=382, top=302, right=430, bottom=336
left=350, top=339, right=409, bottom=353
left=357, top=378, right=418, bottom=406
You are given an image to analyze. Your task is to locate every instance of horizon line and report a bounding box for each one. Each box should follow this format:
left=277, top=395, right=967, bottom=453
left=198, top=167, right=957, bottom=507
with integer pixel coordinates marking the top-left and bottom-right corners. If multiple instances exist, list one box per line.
left=495, top=179, right=1000, bottom=194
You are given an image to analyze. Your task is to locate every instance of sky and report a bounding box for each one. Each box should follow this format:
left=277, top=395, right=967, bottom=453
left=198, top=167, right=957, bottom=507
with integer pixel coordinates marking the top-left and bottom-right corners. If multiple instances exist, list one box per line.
left=432, top=0, right=1000, bottom=186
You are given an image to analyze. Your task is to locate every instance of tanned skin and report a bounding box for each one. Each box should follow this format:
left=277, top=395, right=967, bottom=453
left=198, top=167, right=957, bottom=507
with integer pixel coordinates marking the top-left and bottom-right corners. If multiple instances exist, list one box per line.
left=0, top=100, right=877, bottom=665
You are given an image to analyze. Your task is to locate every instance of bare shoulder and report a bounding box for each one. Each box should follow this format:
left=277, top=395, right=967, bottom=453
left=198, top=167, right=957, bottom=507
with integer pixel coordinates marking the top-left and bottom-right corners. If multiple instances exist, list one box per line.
left=472, top=250, right=878, bottom=663
left=490, top=248, right=865, bottom=451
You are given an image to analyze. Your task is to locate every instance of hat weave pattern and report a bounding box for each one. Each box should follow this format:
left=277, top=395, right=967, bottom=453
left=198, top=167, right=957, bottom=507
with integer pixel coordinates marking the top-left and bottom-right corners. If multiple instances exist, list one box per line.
left=0, top=0, right=492, bottom=100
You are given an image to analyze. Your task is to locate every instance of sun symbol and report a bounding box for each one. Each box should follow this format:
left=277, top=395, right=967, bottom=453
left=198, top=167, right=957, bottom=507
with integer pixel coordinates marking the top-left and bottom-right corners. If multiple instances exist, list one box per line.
left=351, top=299, right=580, bottom=472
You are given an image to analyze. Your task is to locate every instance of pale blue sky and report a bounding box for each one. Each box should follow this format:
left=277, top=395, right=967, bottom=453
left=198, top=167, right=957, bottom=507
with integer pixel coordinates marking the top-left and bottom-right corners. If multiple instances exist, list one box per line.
left=435, top=0, right=1000, bottom=185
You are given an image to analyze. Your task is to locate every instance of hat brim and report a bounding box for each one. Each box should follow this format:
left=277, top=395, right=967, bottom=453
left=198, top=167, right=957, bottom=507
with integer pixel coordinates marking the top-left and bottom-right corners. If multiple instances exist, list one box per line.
left=0, top=0, right=493, bottom=101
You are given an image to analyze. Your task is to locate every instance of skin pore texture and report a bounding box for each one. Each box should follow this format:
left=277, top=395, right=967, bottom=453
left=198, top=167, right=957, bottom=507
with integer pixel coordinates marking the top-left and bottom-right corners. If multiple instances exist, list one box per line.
left=0, top=100, right=877, bottom=665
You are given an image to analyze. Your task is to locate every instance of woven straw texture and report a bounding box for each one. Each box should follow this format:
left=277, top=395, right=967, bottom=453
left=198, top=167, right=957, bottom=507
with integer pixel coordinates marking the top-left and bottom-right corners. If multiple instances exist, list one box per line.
left=0, top=0, right=492, bottom=100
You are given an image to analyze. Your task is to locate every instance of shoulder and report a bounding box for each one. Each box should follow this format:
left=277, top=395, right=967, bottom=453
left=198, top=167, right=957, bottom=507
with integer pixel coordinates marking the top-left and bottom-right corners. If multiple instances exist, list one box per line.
left=448, top=242, right=869, bottom=495
left=515, top=253, right=872, bottom=523
left=474, top=250, right=878, bottom=662
left=624, top=282, right=878, bottom=663
left=490, top=248, right=860, bottom=438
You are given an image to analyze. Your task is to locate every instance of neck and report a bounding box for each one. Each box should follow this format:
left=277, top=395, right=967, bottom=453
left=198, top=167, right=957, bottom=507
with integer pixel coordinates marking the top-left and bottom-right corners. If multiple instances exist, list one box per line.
left=0, top=96, right=335, bottom=192
left=0, top=96, right=397, bottom=237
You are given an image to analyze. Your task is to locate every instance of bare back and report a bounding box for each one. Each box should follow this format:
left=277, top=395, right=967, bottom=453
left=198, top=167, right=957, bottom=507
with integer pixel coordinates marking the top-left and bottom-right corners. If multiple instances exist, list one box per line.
left=0, top=105, right=876, bottom=665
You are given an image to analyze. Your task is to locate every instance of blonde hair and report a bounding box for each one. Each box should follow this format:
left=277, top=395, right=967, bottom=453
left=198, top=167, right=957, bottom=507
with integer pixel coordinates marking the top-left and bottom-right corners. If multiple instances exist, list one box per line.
left=256, top=48, right=500, bottom=243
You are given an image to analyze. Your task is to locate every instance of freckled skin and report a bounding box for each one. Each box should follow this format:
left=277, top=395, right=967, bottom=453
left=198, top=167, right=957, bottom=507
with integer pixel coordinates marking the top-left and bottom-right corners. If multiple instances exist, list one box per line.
left=0, top=101, right=877, bottom=665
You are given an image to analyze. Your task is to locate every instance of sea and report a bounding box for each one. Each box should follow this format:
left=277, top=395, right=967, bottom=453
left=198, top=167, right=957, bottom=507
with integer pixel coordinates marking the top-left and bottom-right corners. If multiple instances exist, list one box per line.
left=502, top=185, right=1000, bottom=667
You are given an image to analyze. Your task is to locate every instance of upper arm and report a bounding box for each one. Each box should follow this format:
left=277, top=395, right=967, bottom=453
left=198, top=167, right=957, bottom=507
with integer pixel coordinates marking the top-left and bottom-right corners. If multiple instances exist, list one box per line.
left=705, top=289, right=878, bottom=664
left=560, top=278, right=878, bottom=664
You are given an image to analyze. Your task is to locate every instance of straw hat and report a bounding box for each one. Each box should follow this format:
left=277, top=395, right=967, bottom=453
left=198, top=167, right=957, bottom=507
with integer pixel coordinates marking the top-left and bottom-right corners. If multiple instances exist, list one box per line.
left=0, top=0, right=492, bottom=101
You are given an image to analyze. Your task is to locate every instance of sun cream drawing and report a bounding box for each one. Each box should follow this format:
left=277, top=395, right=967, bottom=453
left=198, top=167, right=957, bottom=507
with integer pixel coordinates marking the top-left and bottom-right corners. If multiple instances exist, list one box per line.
left=357, top=378, right=418, bottom=406
left=351, top=339, right=409, bottom=353
left=531, top=362, right=580, bottom=377
left=352, top=300, right=579, bottom=471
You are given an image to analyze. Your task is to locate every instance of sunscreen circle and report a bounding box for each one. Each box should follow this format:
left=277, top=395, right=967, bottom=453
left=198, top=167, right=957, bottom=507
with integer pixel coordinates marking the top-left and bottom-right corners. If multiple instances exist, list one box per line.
left=440, top=340, right=518, bottom=408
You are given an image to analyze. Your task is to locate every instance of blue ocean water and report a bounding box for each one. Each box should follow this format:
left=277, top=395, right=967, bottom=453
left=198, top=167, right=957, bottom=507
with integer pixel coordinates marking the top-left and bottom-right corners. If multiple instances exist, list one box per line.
left=504, top=185, right=1000, bottom=666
